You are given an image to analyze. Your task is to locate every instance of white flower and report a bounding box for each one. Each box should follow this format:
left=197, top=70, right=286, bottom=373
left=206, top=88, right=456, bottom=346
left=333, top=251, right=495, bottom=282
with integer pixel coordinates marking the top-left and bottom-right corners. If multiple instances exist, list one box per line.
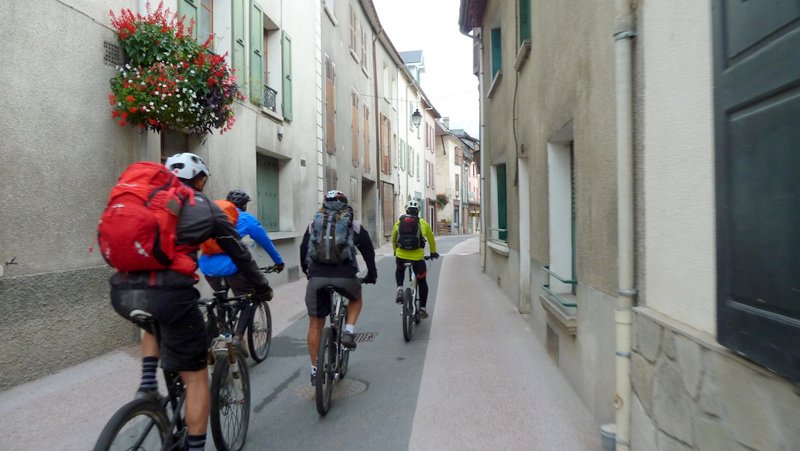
left=154, top=91, right=160, bottom=95
left=149, top=102, right=154, bottom=106
left=125, top=64, right=131, bottom=69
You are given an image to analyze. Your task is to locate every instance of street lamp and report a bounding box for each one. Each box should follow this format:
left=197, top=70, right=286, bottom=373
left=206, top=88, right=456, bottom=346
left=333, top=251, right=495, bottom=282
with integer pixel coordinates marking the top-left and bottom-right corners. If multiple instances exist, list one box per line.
left=411, top=108, right=422, bottom=129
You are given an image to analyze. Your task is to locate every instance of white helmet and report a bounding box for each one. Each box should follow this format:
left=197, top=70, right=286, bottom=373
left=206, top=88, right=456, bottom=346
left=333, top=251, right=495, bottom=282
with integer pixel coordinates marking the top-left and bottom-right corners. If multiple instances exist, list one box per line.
left=165, top=153, right=210, bottom=180
left=406, top=200, right=420, bottom=213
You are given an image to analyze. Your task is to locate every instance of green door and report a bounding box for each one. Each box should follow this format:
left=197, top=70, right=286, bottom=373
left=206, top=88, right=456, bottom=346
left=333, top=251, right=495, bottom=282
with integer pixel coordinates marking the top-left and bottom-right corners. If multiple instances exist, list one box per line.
left=714, top=0, right=800, bottom=381
left=496, top=164, right=507, bottom=241
left=256, top=155, right=279, bottom=232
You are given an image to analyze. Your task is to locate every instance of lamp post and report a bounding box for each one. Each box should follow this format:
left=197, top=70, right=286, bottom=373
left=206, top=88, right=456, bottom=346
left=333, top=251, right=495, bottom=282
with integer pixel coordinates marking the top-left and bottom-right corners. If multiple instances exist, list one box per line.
left=411, top=108, right=422, bottom=129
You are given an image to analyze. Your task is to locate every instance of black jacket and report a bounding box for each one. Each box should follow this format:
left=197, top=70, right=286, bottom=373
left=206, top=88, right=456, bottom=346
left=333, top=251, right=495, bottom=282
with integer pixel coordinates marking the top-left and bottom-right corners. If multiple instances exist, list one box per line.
left=300, top=219, right=377, bottom=279
left=110, top=190, right=268, bottom=291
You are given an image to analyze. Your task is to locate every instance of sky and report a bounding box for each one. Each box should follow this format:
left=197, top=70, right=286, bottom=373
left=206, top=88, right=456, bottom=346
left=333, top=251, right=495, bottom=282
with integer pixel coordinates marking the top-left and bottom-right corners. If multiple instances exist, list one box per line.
left=372, top=0, right=479, bottom=138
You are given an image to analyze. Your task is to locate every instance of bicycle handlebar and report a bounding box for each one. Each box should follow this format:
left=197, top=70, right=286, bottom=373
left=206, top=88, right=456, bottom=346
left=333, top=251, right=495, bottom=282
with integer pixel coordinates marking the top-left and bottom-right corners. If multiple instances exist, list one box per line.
left=260, top=265, right=281, bottom=273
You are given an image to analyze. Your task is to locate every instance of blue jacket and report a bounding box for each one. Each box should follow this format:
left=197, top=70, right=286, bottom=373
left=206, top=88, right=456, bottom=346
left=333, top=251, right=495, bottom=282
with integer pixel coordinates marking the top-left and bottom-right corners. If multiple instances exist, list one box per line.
left=199, top=210, right=283, bottom=277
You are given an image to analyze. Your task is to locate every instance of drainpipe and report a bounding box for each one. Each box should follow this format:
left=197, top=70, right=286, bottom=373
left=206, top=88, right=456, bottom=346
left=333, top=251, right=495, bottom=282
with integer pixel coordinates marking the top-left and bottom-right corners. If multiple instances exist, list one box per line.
left=372, top=28, right=383, bottom=244
left=477, top=31, right=486, bottom=271
left=613, top=0, right=636, bottom=450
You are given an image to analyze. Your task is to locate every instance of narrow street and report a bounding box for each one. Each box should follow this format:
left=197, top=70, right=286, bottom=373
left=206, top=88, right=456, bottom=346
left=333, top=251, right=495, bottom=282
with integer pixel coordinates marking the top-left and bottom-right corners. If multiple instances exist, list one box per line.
left=0, top=235, right=600, bottom=450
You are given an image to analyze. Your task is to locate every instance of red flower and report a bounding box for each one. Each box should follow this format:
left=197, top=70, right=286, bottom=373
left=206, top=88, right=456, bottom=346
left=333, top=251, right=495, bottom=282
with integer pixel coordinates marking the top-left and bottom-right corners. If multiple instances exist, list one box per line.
left=207, top=77, right=217, bottom=87
left=125, top=95, right=135, bottom=103
left=111, top=110, right=120, bottom=118
left=119, top=119, right=127, bottom=126
left=121, top=112, right=129, bottom=119
left=129, top=107, right=138, bottom=113
left=108, top=94, right=116, bottom=105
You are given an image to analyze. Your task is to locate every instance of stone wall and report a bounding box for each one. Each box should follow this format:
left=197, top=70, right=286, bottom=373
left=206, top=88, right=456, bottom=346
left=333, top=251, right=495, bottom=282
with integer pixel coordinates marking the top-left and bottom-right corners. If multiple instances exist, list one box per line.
left=630, top=307, right=800, bottom=450
left=0, top=267, right=136, bottom=390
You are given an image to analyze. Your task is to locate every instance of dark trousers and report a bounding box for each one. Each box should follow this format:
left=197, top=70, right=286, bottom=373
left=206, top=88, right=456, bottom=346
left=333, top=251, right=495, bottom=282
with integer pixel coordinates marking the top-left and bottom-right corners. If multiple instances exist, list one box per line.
left=205, top=273, right=266, bottom=338
left=395, top=258, right=429, bottom=307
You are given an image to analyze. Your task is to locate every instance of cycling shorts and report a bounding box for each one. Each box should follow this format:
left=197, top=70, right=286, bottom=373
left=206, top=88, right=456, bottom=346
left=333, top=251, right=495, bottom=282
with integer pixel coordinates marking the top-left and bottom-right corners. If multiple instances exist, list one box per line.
left=304, top=276, right=361, bottom=318
left=110, top=287, right=207, bottom=372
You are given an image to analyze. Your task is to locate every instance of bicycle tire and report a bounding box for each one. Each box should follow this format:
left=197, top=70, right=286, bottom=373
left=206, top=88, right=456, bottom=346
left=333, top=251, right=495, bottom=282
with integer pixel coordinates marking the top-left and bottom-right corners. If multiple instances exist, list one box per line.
left=247, top=301, right=272, bottom=363
left=93, top=398, right=169, bottom=451
left=402, top=287, right=414, bottom=342
left=338, top=304, right=350, bottom=379
left=315, top=327, right=335, bottom=415
left=210, top=350, right=251, bottom=451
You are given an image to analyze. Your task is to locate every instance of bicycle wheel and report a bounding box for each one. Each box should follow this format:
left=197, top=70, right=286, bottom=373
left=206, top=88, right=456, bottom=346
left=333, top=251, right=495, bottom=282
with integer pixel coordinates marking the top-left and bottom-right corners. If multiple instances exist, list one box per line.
left=402, top=287, right=414, bottom=342
left=93, top=398, right=169, bottom=451
left=315, top=327, right=335, bottom=415
left=210, top=350, right=251, bottom=451
left=247, top=301, right=272, bottom=363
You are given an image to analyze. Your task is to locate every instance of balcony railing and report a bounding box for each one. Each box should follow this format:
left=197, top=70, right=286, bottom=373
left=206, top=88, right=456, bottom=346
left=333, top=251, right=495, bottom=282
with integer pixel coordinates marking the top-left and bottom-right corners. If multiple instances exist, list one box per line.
left=263, top=85, right=278, bottom=113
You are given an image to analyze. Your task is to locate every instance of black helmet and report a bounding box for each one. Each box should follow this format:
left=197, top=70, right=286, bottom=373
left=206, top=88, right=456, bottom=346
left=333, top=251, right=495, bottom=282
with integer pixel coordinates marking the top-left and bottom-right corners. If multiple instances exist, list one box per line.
left=325, top=190, right=348, bottom=204
left=226, top=189, right=251, bottom=210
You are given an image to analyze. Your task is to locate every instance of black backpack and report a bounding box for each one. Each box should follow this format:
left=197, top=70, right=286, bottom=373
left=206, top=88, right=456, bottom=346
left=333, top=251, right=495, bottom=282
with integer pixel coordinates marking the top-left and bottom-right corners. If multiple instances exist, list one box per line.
left=397, top=215, right=423, bottom=250
left=307, top=204, right=356, bottom=265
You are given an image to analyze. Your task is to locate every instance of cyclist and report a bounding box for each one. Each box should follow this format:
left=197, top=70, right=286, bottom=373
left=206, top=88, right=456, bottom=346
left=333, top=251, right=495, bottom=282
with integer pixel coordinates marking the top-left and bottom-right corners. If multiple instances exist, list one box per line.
left=109, top=153, right=270, bottom=451
left=391, top=200, right=439, bottom=318
left=198, top=189, right=284, bottom=354
left=300, top=190, right=377, bottom=384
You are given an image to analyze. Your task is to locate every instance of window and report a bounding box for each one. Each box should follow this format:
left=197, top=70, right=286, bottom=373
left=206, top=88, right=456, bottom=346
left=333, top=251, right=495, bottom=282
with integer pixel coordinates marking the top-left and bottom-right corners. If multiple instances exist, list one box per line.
left=417, top=155, right=420, bottom=181
left=249, top=2, right=263, bottom=105
left=363, top=103, right=370, bottom=171
left=325, top=167, right=338, bottom=192
left=352, top=91, right=359, bottom=167
left=380, top=114, right=391, bottom=175
left=455, top=174, right=460, bottom=195
left=383, top=65, right=390, bottom=102
left=547, top=137, right=576, bottom=295
left=200, top=0, right=213, bottom=45
left=408, top=147, right=414, bottom=176
left=492, top=163, right=508, bottom=242
left=325, top=56, right=336, bottom=154
left=399, top=139, right=405, bottom=170
left=282, top=32, right=293, bottom=120
left=231, top=0, right=246, bottom=93
left=257, top=154, right=280, bottom=232
left=518, top=0, right=531, bottom=44
left=350, top=6, right=356, bottom=50
left=360, top=27, right=368, bottom=70
left=491, top=28, right=502, bottom=78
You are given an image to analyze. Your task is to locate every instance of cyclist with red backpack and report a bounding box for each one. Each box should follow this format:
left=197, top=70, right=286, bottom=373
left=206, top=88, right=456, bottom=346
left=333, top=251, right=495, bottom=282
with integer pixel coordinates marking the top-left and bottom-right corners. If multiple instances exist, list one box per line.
left=300, top=190, right=377, bottom=384
left=101, top=153, right=270, bottom=451
left=391, top=200, right=439, bottom=318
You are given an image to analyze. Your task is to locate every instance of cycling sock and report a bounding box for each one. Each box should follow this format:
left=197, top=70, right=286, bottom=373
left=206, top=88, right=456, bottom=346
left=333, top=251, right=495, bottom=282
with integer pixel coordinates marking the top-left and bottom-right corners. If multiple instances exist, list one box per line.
left=345, top=324, right=355, bottom=334
left=310, top=364, right=317, bottom=374
left=139, top=356, right=158, bottom=391
left=187, top=433, right=206, bottom=451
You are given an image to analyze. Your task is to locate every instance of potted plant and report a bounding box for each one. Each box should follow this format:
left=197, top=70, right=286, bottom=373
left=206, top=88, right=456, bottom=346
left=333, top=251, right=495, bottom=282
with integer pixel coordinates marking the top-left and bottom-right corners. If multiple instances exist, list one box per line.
left=435, top=193, right=450, bottom=210
left=108, top=2, right=244, bottom=135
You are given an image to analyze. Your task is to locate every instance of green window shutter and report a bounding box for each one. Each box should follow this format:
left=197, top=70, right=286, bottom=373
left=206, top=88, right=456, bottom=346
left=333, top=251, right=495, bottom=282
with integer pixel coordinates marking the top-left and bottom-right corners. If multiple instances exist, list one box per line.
left=519, top=0, right=531, bottom=44
left=250, top=2, right=264, bottom=105
left=257, top=154, right=280, bottom=231
left=497, top=164, right=507, bottom=241
left=491, top=28, right=502, bottom=77
left=282, top=31, right=293, bottom=121
left=232, top=0, right=247, bottom=98
left=178, top=0, right=199, bottom=40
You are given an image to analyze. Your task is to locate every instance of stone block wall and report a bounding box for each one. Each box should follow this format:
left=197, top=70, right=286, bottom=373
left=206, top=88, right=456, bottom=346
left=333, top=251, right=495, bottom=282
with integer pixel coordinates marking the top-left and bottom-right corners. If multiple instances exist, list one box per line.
left=630, top=307, right=800, bottom=450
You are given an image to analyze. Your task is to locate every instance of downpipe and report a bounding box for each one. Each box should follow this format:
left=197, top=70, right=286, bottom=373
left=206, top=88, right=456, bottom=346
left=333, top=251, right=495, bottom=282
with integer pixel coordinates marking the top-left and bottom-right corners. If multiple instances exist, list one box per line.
left=613, top=0, right=636, bottom=449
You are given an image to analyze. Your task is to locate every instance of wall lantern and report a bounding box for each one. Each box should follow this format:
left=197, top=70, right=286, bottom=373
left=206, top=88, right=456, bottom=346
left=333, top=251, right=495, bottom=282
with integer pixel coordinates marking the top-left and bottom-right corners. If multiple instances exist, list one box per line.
left=411, top=108, right=423, bottom=129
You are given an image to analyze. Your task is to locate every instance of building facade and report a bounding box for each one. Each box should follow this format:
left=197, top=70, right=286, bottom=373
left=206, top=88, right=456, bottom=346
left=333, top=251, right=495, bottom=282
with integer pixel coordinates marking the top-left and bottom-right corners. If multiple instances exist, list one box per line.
left=460, top=0, right=800, bottom=449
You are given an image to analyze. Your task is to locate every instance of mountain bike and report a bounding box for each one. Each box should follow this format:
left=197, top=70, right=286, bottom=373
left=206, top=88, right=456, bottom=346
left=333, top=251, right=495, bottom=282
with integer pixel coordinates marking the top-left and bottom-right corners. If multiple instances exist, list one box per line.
left=93, top=311, right=189, bottom=451
left=401, top=255, right=435, bottom=342
left=315, top=285, right=357, bottom=416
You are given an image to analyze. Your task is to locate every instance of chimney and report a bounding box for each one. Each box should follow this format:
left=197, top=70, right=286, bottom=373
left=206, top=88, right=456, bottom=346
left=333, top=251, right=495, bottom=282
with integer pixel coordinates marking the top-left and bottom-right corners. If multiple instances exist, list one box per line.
left=442, top=117, right=450, bottom=129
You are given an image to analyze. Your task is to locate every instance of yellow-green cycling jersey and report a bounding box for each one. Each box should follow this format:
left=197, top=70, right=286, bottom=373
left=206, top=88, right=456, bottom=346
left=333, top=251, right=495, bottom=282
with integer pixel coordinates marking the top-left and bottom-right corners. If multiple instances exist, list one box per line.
left=391, top=217, right=437, bottom=261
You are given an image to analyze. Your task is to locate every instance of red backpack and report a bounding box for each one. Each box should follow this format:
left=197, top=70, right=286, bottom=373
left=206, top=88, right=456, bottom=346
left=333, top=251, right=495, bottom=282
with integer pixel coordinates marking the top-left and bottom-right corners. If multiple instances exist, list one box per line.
left=98, top=161, right=196, bottom=274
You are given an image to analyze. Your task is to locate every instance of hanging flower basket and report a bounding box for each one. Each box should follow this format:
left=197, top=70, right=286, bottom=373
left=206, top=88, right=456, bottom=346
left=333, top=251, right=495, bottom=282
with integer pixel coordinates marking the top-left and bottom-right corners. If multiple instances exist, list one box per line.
left=436, top=193, right=450, bottom=210
left=108, top=2, right=244, bottom=135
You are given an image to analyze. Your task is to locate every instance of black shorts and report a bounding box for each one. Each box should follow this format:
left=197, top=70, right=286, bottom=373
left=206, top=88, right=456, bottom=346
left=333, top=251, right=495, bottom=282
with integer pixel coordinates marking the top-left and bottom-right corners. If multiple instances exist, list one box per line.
left=304, top=276, right=362, bottom=318
left=205, top=272, right=258, bottom=296
left=110, top=287, right=207, bottom=372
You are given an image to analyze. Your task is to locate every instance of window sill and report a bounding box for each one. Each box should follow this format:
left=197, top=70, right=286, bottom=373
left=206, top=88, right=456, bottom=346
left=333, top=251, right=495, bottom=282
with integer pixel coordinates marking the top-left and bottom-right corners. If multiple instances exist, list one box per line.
left=350, top=48, right=360, bottom=64
left=324, top=5, right=337, bottom=26
left=267, top=231, right=302, bottom=241
left=361, top=65, right=370, bottom=77
left=514, top=40, right=531, bottom=72
left=487, top=70, right=503, bottom=99
left=487, top=239, right=509, bottom=256
left=261, top=107, right=284, bottom=123
left=539, top=293, right=577, bottom=336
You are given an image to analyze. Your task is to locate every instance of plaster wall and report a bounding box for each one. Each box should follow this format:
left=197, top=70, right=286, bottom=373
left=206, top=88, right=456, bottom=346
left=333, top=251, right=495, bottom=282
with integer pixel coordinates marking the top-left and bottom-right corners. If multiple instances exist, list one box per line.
left=641, top=0, right=716, bottom=334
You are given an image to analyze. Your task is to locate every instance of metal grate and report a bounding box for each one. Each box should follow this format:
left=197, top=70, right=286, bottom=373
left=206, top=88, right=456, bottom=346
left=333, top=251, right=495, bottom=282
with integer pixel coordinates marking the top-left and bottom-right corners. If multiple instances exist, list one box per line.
left=353, top=331, right=377, bottom=343
left=287, top=266, right=300, bottom=282
left=103, top=41, right=121, bottom=67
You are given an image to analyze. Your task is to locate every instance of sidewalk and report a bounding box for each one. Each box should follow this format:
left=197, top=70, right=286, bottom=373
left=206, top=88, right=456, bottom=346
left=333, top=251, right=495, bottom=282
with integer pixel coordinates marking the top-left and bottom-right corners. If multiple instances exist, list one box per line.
left=0, top=237, right=601, bottom=450
left=409, top=237, right=601, bottom=450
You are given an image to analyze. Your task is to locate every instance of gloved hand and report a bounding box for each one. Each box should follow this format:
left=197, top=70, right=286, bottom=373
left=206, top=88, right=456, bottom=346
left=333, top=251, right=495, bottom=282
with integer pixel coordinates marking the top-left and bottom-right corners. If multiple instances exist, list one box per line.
left=272, top=263, right=285, bottom=273
left=430, top=252, right=440, bottom=259
left=362, top=272, right=377, bottom=284
left=253, top=287, right=274, bottom=303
